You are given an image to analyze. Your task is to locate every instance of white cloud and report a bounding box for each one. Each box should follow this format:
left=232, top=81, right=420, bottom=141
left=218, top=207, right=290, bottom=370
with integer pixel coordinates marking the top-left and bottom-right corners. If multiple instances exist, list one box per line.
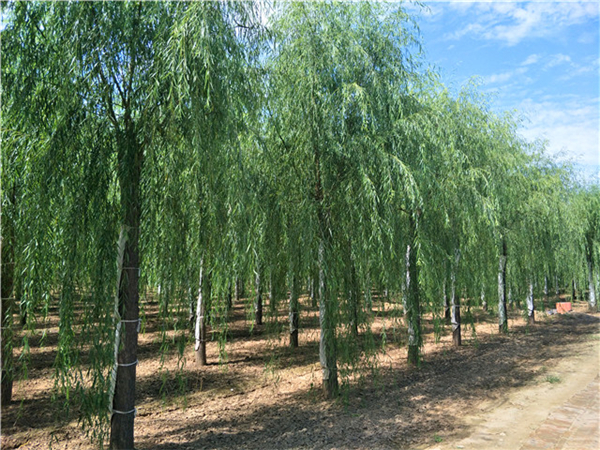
left=545, top=54, right=572, bottom=68
left=440, top=1, right=599, bottom=46
left=557, top=56, right=600, bottom=80
left=484, top=67, right=528, bottom=84
left=517, top=97, right=600, bottom=169
left=578, top=31, right=596, bottom=44
left=522, top=54, right=541, bottom=66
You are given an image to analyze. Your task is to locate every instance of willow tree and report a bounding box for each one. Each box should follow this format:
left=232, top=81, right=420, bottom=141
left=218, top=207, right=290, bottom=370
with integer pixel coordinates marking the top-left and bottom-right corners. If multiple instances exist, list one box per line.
left=474, top=110, right=533, bottom=332
left=580, top=185, right=600, bottom=310
left=435, top=87, right=498, bottom=346
left=267, top=1, right=423, bottom=394
left=509, top=150, right=573, bottom=323
left=2, top=2, right=260, bottom=447
left=385, top=85, right=487, bottom=359
left=145, top=0, right=263, bottom=365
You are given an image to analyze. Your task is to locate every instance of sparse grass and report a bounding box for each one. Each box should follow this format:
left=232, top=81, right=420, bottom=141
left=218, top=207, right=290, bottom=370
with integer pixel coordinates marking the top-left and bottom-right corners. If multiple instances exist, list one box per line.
left=545, top=374, right=561, bottom=384
left=433, top=434, right=443, bottom=443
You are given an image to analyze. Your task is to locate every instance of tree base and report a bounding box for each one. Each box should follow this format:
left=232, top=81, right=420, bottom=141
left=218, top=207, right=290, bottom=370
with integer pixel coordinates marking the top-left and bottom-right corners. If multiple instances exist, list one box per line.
left=322, top=374, right=339, bottom=399
left=452, top=326, right=461, bottom=346
left=110, top=410, right=135, bottom=450
left=407, top=345, right=420, bottom=366
left=1, top=375, right=12, bottom=406
left=290, top=331, right=298, bottom=348
left=195, top=347, right=207, bottom=366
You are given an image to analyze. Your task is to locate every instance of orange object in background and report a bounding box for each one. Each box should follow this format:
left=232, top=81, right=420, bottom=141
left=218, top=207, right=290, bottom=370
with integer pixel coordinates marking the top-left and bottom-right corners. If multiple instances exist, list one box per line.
left=556, top=302, right=572, bottom=314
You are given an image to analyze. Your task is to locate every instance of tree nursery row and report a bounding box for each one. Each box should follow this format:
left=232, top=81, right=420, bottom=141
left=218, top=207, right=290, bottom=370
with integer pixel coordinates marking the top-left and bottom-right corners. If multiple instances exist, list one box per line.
left=1, top=2, right=599, bottom=449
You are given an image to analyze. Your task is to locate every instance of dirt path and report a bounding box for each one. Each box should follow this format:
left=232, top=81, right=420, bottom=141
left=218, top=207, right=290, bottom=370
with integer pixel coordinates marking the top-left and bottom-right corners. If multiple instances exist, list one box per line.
left=424, top=314, right=600, bottom=450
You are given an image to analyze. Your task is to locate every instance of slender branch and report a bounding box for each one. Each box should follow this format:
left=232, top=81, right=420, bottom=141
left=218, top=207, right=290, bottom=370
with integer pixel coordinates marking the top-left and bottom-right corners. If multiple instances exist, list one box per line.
left=274, top=120, right=290, bottom=153
left=96, top=60, right=120, bottom=129
left=234, top=19, right=260, bottom=31
left=125, top=2, right=141, bottom=111
left=111, top=71, right=127, bottom=108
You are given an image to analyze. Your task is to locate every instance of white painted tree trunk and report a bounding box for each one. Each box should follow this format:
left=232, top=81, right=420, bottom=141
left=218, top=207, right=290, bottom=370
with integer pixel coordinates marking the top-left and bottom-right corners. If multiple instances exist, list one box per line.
left=481, top=283, right=487, bottom=311
left=403, top=244, right=410, bottom=316
left=442, top=279, right=450, bottom=322
left=588, top=260, right=596, bottom=310
left=289, top=272, right=299, bottom=347
left=526, top=279, right=535, bottom=324
left=195, top=258, right=206, bottom=365
left=405, top=234, right=421, bottom=365
left=318, top=239, right=338, bottom=397
left=498, top=241, right=508, bottom=333
left=451, top=248, right=461, bottom=346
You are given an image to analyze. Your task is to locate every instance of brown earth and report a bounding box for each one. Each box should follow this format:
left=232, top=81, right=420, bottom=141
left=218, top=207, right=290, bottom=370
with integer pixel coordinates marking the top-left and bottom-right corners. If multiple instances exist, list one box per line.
left=1, top=294, right=599, bottom=450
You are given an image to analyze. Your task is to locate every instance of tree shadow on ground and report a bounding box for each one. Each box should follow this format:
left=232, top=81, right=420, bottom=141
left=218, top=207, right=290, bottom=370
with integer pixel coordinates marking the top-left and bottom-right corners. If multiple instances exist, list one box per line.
left=137, top=312, right=599, bottom=450
left=2, top=307, right=597, bottom=449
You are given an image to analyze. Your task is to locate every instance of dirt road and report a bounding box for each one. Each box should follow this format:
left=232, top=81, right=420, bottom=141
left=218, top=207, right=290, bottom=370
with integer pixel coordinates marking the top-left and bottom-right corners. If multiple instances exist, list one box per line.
left=424, top=313, right=600, bottom=450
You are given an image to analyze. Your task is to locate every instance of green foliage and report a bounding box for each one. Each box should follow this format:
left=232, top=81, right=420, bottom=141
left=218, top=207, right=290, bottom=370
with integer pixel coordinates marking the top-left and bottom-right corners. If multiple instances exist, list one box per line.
left=2, top=0, right=593, bottom=444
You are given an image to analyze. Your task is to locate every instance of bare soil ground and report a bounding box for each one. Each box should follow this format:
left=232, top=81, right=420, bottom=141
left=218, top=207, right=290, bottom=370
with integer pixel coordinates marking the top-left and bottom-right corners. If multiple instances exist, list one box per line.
left=2, top=295, right=599, bottom=450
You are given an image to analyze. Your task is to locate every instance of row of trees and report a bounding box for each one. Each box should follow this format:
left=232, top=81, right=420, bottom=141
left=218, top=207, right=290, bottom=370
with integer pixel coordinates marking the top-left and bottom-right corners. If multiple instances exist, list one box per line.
left=2, top=2, right=599, bottom=448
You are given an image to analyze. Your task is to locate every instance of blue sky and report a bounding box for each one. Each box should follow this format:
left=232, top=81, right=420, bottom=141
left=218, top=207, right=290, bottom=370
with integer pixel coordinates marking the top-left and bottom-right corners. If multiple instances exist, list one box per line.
left=410, top=1, right=599, bottom=183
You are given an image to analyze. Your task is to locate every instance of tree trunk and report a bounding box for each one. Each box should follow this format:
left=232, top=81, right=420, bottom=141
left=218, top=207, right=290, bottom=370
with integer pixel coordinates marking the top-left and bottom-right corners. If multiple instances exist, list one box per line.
left=111, top=236, right=140, bottom=450
left=406, top=218, right=422, bottom=366
left=188, top=287, right=195, bottom=331
left=255, top=268, right=263, bottom=326
left=17, top=281, right=26, bottom=327
left=588, top=259, right=596, bottom=310
left=2, top=185, right=17, bottom=406
left=310, top=270, right=319, bottom=308
left=1, top=240, right=15, bottom=406
left=451, top=249, right=461, bottom=346
left=195, top=259, right=207, bottom=366
left=572, top=278, right=577, bottom=301
left=498, top=239, right=508, bottom=333
left=315, top=148, right=338, bottom=398
left=349, top=259, right=359, bottom=337
left=269, top=271, right=275, bottom=316
left=402, top=248, right=408, bottom=320
left=543, top=275, right=549, bottom=309
left=526, top=279, right=535, bottom=325
left=226, top=281, right=232, bottom=312
left=443, top=277, right=451, bottom=324
left=239, top=277, right=246, bottom=299
left=481, top=283, right=487, bottom=312
left=318, top=239, right=338, bottom=397
left=235, top=277, right=241, bottom=303
left=289, top=272, right=299, bottom=348
left=110, top=125, right=142, bottom=450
